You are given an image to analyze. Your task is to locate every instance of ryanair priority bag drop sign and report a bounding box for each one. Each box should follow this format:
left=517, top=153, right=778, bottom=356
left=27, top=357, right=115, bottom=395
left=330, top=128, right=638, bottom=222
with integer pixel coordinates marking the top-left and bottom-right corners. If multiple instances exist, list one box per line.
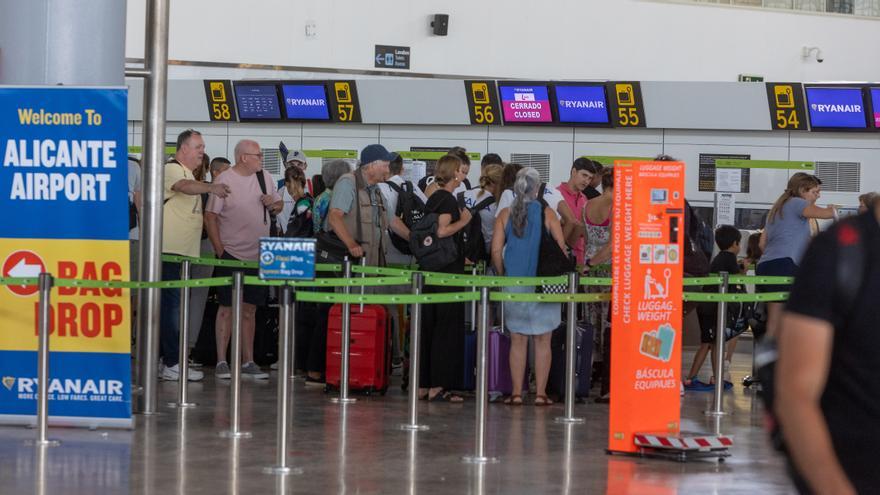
left=0, top=87, right=132, bottom=428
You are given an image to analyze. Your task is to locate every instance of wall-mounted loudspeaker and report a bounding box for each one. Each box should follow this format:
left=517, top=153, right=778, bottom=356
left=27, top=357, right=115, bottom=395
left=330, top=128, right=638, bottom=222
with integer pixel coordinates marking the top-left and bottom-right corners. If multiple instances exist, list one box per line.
left=431, top=14, right=449, bottom=36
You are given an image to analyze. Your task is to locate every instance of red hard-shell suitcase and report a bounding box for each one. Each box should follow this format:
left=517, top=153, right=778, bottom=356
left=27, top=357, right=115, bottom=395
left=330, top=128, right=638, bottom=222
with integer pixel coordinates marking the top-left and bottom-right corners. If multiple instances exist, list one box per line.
left=325, top=304, right=389, bottom=394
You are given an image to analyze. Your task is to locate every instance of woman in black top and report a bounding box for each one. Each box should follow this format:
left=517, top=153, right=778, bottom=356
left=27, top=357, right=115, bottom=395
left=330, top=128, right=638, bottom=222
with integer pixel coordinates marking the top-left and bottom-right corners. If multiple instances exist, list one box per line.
left=420, top=154, right=472, bottom=402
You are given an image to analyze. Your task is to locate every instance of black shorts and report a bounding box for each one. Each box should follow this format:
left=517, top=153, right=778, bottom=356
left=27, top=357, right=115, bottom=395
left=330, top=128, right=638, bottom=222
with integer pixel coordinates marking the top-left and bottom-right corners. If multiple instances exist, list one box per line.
left=756, top=257, right=797, bottom=294
left=214, top=251, right=267, bottom=306
left=696, top=309, right=717, bottom=344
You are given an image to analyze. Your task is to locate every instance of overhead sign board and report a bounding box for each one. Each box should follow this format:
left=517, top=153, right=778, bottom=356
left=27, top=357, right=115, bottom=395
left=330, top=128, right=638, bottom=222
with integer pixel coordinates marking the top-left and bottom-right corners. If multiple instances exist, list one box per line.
left=804, top=86, right=868, bottom=130
left=375, top=45, right=411, bottom=70
left=606, top=82, right=646, bottom=128
left=259, top=238, right=316, bottom=281
left=765, top=83, right=807, bottom=131
left=464, top=80, right=501, bottom=125
left=281, top=83, right=331, bottom=121
left=203, top=80, right=237, bottom=122
left=553, top=83, right=611, bottom=126
left=327, top=81, right=362, bottom=123
left=497, top=83, right=554, bottom=124
left=232, top=82, right=282, bottom=121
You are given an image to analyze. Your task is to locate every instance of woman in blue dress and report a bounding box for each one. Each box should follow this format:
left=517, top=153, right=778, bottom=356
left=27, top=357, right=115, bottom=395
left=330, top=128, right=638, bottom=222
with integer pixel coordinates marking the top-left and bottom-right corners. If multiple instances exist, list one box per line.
left=491, top=167, right=567, bottom=406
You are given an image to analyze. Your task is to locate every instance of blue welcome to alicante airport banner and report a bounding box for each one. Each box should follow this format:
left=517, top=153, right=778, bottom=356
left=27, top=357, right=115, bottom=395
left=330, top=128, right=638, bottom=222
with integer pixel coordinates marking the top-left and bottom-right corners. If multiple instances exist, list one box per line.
left=0, top=87, right=132, bottom=428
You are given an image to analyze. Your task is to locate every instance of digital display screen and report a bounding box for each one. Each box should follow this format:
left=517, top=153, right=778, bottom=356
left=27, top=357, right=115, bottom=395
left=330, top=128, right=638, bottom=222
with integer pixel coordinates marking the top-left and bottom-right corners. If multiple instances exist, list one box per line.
left=233, top=84, right=281, bottom=120
left=498, top=85, right=553, bottom=123
left=871, top=88, right=880, bottom=128
left=804, top=87, right=867, bottom=129
left=281, top=84, right=331, bottom=120
left=554, top=85, right=610, bottom=124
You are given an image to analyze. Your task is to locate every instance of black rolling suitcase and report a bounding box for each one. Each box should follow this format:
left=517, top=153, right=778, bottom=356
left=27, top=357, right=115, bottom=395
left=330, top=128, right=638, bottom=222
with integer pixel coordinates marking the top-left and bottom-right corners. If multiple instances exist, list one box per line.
left=548, top=321, right=593, bottom=401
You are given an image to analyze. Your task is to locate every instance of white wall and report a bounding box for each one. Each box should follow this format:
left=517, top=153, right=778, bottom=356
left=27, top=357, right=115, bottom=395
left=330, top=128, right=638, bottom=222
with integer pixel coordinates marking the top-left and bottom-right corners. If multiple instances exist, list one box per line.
left=126, top=0, right=880, bottom=82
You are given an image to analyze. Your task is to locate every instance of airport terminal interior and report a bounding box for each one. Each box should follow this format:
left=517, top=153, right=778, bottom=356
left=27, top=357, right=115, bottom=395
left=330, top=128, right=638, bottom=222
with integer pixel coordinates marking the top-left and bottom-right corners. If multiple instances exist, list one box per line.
left=1, top=0, right=880, bottom=493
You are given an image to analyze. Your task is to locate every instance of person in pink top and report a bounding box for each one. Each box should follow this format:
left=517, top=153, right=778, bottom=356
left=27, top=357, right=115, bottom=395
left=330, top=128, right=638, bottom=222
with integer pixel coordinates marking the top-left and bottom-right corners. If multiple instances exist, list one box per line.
left=556, top=158, right=596, bottom=265
left=205, top=139, right=283, bottom=380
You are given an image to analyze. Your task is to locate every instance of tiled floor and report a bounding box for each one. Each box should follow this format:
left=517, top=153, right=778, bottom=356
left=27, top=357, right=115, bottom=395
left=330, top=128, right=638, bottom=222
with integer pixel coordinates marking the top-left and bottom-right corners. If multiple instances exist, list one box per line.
left=0, top=345, right=796, bottom=494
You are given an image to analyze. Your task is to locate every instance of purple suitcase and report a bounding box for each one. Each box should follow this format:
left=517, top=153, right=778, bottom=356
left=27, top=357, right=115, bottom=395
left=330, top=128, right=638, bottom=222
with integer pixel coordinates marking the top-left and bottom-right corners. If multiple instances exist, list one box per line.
left=488, top=326, right=527, bottom=397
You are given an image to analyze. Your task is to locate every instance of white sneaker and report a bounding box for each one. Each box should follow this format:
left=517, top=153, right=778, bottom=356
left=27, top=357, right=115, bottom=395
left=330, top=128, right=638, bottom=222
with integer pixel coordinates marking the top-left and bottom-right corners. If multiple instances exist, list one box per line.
left=162, top=364, right=204, bottom=382
left=270, top=361, right=279, bottom=370
left=241, top=361, right=269, bottom=380
left=215, top=361, right=231, bottom=379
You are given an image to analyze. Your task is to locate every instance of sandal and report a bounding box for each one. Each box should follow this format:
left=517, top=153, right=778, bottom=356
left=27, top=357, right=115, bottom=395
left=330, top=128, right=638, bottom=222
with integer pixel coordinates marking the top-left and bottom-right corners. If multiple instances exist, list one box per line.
left=503, top=395, right=523, bottom=406
left=534, top=395, right=554, bottom=406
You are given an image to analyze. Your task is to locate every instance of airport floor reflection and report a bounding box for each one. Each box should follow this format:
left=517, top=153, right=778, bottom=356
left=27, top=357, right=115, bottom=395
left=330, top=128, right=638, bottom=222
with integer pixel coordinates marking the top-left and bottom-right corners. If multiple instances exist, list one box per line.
left=0, top=349, right=797, bottom=494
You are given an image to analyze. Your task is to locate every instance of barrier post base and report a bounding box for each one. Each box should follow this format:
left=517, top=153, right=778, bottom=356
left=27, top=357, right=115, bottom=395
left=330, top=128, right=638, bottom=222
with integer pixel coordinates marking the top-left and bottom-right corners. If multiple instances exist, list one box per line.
left=218, top=430, right=252, bottom=439
left=398, top=424, right=430, bottom=431
left=461, top=455, right=499, bottom=464
left=703, top=410, right=729, bottom=417
left=262, top=466, right=304, bottom=476
left=631, top=432, right=733, bottom=463
left=554, top=417, right=585, bottom=424
left=25, top=439, right=60, bottom=447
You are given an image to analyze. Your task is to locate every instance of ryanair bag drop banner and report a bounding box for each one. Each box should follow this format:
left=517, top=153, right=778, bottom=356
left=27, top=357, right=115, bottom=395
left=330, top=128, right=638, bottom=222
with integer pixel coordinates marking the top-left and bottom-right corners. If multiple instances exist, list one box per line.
left=609, top=160, right=685, bottom=453
left=0, top=87, right=131, bottom=428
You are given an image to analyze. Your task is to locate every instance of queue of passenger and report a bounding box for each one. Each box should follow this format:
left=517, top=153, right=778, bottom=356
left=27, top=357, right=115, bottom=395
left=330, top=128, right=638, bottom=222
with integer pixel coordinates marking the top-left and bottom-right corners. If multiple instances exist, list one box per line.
left=141, top=130, right=878, bottom=426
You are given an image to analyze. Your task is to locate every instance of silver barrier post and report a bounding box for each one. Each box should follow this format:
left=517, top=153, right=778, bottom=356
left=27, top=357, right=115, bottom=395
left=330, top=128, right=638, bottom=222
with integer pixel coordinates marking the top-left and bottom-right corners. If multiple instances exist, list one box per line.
left=706, top=271, right=729, bottom=417
left=462, top=286, right=498, bottom=464
left=34, top=273, right=59, bottom=447
left=331, top=258, right=356, bottom=404
left=169, top=260, right=196, bottom=408
left=556, top=272, right=585, bottom=424
left=220, top=271, right=252, bottom=438
left=359, top=257, right=366, bottom=312
left=399, top=272, right=428, bottom=431
left=264, top=285, right=303, bottom=475
left=470, top=265, right=478, bottom=331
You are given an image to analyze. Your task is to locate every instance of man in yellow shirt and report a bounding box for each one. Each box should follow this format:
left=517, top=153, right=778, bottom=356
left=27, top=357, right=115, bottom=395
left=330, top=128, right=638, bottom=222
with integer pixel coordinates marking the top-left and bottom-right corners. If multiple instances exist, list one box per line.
left=160, top=129, right=229, bottom=382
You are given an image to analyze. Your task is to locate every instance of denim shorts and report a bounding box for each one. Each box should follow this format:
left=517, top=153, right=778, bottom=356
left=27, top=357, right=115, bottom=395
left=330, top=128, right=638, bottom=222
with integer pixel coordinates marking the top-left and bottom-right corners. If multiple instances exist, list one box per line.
left=755, top=257, right=797, bottom=294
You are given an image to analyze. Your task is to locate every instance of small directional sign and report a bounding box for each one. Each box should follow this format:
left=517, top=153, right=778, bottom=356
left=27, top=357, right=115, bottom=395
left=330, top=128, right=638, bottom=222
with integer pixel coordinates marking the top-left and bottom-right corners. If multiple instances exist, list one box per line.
left=259, top=238, right=316, bottom=281
left=375, top=45, right=411, bottom=70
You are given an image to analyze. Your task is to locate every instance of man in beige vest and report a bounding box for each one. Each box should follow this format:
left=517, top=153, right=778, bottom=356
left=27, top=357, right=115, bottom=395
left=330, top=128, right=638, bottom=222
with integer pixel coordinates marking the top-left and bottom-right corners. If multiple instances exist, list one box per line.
left=326, top=144, right=409, bottom=266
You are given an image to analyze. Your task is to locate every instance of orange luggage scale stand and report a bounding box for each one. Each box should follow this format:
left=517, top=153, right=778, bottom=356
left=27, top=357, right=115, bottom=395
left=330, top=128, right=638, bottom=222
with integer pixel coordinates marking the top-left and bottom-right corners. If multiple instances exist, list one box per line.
left=607, top=160, right=732, bottom=462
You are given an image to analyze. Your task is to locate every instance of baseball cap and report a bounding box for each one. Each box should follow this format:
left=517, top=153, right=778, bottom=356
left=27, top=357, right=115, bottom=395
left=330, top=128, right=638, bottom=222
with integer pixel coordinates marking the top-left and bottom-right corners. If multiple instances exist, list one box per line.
left=359, top=144, right=395, bottom=166
left=285, top=149, right=307, bottom=165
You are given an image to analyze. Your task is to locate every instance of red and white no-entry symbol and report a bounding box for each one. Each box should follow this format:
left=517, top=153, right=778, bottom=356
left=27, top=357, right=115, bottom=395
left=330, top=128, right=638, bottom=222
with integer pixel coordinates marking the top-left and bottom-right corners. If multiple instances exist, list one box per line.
left=2, top=251, right=46, bottom=297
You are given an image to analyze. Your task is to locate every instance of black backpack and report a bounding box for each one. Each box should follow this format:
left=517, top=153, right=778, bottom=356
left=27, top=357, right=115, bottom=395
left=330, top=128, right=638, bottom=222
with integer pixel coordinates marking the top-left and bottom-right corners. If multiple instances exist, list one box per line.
left=409, top=194, right=465, bottom=271
left=386, top=180, right=427, bottom=255
left=457, top=191, right=495, bottom=263
left=285, top=196, right=314, bottom=238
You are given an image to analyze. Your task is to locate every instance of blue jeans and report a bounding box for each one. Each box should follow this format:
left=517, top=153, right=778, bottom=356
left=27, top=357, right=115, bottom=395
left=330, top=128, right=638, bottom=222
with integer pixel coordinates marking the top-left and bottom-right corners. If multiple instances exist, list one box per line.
left=160, top=261, right=182, bottom=367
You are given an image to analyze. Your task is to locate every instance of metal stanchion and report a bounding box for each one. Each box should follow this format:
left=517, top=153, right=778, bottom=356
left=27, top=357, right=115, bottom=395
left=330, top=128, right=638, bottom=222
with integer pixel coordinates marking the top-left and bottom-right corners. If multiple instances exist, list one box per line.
left=462, top=286, right=498, bottom=464
left=556, top=272, right=585, bottom=424
left=33, top=273, right=59, bottom=447
left=706, top=271, right=729, bottom=417
left=331, top=258, right=356, bottom=404
left=399, top=273, right=428, bottom=431
left=359, top=257, right=366, bottom=312
left=470, top=265, right=478, bottom=331
left=169, top=260, right=196, bottom=408
left=220, top=272, right=252, bottom=438
left=264, top=285, right=303, bottom=475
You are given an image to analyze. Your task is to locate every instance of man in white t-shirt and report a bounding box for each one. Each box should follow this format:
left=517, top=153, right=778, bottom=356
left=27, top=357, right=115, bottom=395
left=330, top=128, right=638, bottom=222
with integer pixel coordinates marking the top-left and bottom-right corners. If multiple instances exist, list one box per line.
left=495, top=182, right=570, bottom=220
left=378, top=153, right=427, bottom=264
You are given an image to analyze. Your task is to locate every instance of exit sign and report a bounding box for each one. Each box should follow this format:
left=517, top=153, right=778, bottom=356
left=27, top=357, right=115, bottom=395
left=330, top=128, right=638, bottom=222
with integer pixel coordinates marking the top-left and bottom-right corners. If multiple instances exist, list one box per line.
left=738, top=74, right=764, bottom=82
